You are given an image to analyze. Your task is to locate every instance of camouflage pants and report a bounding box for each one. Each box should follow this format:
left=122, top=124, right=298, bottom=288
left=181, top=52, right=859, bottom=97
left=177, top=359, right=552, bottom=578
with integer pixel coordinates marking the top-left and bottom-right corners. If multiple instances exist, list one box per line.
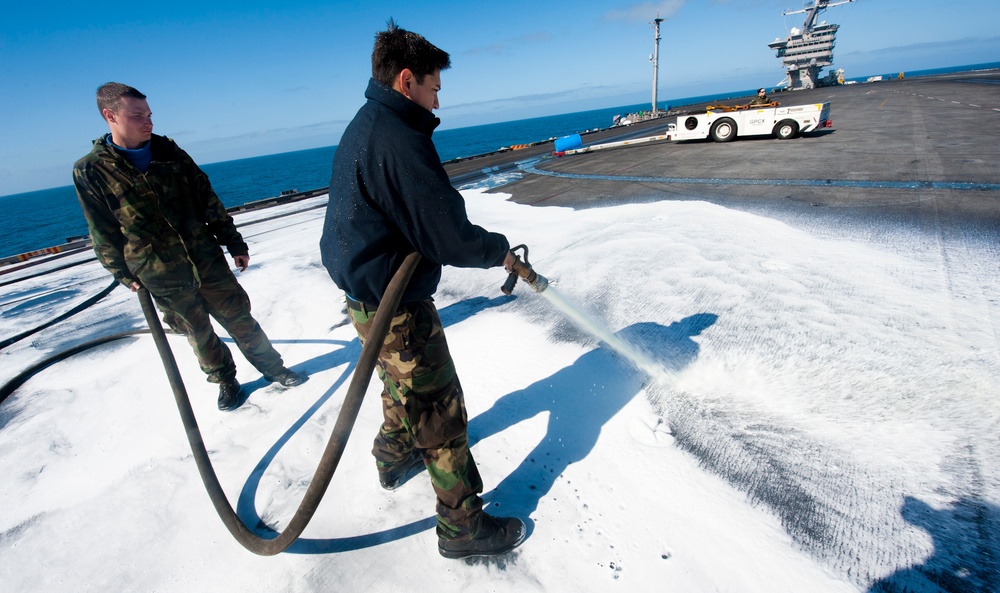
left=152, top=272, right=284, bottom=383
left=348, top=298, right=485, bottom=539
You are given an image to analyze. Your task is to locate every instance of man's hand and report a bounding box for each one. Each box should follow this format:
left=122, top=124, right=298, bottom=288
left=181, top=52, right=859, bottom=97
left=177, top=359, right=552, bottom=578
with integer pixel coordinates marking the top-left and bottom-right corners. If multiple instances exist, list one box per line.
left=503, top=251, right=516, bottom=273
left=233, top=255, right=250, bottom=272
left=129, top=281, right=141, bottom=292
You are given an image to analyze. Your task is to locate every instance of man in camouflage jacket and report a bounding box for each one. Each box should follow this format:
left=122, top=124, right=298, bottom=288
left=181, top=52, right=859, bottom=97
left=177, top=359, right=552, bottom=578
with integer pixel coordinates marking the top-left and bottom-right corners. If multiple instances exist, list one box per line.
left=74, top=82, right=304, bottom=410
left=749, top=88, right=772, bottom=106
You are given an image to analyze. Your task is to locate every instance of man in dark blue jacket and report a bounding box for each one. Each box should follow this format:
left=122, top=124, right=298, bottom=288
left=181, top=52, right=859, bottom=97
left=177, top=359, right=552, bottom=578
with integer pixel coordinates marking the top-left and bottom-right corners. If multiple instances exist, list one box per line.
left=319, top=22, right=525, bottom=559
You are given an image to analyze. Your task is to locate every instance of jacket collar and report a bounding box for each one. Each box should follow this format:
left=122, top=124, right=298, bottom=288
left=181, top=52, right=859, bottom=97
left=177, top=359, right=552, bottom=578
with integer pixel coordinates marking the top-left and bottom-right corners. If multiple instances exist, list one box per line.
left=91, top=133, right=174, bottom=173
left=91, top=134, right=129, bottom=168
left=364, top=78, right=440, bottom=136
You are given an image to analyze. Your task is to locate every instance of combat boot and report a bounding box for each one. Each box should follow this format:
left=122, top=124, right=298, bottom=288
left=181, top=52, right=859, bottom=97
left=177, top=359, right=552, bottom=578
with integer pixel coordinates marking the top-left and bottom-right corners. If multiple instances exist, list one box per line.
left=438, top=514, right=526, bottom=559
left=218, top=378, right=243, bottom=411
left=265, top=368, right=307, bottom=387
left=378, top=449, right=424, bottom=490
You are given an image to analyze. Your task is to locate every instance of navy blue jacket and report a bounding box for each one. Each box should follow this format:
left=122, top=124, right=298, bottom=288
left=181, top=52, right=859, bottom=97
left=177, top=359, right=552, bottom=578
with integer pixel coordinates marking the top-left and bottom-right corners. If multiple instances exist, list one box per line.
left=320, top=79, right=510, bottom=305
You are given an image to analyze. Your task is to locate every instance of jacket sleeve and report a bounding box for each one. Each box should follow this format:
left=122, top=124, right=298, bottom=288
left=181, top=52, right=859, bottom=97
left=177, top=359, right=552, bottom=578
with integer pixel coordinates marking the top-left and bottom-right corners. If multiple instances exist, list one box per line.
left=73, top=162, right=137, bottom=287
left=382, top=133, right=509, bottom=268
left=176, top=146, right=249, bottom=257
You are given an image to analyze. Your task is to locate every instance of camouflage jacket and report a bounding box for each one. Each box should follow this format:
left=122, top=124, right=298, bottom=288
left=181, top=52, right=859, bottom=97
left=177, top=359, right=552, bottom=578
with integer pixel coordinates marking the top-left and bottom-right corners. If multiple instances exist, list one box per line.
left=73, top=134, right=247, bottom=294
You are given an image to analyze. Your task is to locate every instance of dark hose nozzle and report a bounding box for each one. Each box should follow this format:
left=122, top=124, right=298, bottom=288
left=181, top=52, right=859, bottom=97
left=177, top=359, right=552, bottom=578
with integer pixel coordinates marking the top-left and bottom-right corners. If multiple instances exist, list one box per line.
left=500, top=245, right=548, bottom=295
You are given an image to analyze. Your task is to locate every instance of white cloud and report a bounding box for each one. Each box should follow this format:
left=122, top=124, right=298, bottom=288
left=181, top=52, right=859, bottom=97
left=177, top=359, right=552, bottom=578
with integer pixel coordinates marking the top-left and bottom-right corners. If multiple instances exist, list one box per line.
left=605, top=1, right=685, bottom=22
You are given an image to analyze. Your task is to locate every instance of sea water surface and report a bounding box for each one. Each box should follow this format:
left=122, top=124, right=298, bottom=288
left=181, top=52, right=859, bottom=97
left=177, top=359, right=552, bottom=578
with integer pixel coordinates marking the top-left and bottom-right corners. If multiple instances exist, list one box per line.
left=0, top=97, right=682, bottom=260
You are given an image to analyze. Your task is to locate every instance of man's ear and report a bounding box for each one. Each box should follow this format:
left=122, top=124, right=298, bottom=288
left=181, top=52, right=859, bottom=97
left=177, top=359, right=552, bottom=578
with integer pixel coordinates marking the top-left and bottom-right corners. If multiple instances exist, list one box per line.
left=102, top=108, right=116, bottom=124
left=394, top=68, right=414, bottom=98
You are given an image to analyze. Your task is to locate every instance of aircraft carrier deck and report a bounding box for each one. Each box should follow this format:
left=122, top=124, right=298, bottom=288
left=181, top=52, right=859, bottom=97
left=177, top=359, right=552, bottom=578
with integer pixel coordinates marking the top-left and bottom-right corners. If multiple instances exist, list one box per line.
left=444, top=68, right=1000, bottom=240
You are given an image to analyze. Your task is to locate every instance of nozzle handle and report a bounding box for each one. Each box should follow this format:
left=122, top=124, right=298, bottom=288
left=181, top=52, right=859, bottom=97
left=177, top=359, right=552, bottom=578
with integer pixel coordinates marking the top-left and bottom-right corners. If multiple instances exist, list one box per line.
left=501, top=272, right=518, bottom=295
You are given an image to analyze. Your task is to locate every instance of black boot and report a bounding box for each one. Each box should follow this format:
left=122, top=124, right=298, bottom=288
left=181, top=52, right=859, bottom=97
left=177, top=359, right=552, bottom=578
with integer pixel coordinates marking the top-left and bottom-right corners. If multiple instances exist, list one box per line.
left=438, top=514, right=526, bottom=559
left=378, top=449, right=425, bottom=490
left=218, top=379, right=243, bottom=411
left=264, top=368, right=307, bottom=387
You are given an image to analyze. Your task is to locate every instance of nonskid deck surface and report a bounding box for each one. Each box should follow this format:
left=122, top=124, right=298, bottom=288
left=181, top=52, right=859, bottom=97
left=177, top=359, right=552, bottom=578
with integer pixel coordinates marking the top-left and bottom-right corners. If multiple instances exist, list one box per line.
left=446, top=69, right=1000, bottom=234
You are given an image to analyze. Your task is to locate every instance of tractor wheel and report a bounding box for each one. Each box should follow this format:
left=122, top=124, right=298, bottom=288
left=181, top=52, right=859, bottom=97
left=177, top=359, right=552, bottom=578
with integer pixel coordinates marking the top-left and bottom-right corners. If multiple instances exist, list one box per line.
left=774, top=119, right=799, bottom=140
left=709, top=118, right=737, bottom=142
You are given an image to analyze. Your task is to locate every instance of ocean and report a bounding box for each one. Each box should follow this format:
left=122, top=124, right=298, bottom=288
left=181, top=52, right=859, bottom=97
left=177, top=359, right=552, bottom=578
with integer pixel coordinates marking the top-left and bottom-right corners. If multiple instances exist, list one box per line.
left=2, top=61, right=996, bottom=260
left=1, top=96, right=703, bottom=260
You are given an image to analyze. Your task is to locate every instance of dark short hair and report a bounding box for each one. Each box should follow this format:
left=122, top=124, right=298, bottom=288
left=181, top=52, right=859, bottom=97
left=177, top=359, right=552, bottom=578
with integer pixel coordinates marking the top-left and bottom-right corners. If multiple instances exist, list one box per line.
left=96, top=82, right=146, bottom=116
left=371, top=19, right=450, bottom=86
left=758, top=88, right=766, bottom=93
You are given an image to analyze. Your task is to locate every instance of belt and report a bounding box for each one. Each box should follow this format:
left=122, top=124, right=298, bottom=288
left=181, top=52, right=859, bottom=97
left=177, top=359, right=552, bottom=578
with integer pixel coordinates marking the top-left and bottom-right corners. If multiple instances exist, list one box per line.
left=346, top=296, right=426, bottom=315
left=345, top=296, right=372, bottom=314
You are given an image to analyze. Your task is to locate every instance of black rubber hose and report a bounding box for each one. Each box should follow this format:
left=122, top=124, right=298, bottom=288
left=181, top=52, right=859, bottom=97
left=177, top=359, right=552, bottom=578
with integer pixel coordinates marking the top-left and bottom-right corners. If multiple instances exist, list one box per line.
left=137, top=251, right=421, bottom=555
left=0, top=249, right=95, bottom=286
left=0, top=279, right=120, bottom=351
left=0, top=329, right=148, bottom=406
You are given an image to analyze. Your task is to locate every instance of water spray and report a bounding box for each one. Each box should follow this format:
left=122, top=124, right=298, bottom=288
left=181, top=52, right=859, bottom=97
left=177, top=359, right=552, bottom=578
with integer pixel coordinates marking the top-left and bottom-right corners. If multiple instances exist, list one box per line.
left=499, top=244, right=675, bottom=385
left=501, top=244, right=549, bottom=295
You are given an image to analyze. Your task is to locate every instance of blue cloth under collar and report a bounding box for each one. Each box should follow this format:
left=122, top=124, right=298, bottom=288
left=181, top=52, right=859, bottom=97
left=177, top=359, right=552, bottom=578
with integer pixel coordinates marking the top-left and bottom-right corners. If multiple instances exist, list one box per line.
left=107, top=134, right=152, bottom=173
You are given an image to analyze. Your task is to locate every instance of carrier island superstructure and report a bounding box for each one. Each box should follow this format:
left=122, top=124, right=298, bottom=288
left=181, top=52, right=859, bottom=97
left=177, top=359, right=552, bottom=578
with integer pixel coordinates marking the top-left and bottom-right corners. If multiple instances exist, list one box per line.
left=768, top=0, right=856, bottom=90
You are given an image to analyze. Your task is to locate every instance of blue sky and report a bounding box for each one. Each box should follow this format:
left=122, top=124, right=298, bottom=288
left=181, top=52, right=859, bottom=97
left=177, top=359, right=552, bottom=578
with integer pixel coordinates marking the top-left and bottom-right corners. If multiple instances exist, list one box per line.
left=2, top=0, right=998, bottom=196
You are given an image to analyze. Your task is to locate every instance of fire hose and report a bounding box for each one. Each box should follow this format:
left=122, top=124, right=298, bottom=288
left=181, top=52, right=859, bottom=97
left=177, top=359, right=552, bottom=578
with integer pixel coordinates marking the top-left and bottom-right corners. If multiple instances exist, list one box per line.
left=0, top=245, right=548, bottom=555
left=137, top=248, right=546, bottom=555
left=137, top=251, right=422, bottom=555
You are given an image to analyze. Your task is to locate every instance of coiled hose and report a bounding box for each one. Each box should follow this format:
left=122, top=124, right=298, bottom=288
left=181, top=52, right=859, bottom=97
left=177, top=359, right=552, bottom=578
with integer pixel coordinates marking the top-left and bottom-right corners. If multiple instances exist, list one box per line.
left=0, top=279, right=120, bottom=352
left=137, top=252, right=421, bottom=555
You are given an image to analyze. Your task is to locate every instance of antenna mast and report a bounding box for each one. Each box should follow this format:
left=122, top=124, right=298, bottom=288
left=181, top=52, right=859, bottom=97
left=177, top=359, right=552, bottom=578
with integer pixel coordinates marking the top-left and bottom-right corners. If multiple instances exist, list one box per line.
left=651, top=15, right=664, bottom=114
